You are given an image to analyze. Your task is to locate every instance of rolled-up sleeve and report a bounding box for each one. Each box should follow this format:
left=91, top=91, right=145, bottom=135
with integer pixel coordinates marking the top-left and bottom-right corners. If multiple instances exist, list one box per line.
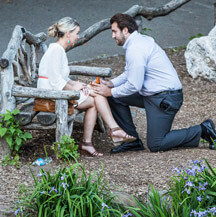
left=111, top=48, right=147, bottom=98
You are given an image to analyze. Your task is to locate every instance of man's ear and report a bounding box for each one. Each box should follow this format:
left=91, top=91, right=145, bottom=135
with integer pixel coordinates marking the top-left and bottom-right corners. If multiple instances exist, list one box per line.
left=122, top=27, right=129, bottom=35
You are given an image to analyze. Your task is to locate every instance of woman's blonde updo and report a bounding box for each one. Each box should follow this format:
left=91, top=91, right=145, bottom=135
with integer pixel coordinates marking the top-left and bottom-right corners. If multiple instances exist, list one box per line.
left=48, top=17, right=79, bottom=38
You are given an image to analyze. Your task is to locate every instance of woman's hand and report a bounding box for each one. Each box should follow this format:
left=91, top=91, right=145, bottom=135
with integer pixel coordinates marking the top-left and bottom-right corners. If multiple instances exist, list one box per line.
left=87, top=85, right=97, bottom=97
left=66, top=80, right=89, bottom=96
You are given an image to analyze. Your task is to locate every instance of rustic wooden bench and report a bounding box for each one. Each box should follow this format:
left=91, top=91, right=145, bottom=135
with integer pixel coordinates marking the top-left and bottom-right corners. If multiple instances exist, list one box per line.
left=0, top=25, right=112, bottom=156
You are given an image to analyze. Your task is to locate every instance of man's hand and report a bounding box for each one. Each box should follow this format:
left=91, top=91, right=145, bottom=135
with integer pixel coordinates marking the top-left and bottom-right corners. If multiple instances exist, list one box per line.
left=100, top=79, right=114, bottom=88
left=93, top=83, right=112, bottom=97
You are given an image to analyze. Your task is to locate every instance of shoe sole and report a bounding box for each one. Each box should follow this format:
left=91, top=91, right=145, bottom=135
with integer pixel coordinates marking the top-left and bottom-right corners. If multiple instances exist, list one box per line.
left=110, top=146, right=145, bottom=154
left=202, top=119, right=216, bottom=142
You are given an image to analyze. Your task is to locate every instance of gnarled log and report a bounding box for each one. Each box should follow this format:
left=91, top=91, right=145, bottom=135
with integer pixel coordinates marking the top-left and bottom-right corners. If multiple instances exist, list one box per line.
left=12, top=85, right=80, bottom=100
left=15, top=102, right=37, bottom=126
left=69, top=65, right=112, bottom=77
left=67, top=0, right=191, bottom=51
left=37, top=112, right=56, bottom=126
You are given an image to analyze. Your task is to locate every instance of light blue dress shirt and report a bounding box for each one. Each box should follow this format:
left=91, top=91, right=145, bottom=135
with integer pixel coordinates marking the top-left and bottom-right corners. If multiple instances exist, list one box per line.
left=111, top=31, right=182, bottom=98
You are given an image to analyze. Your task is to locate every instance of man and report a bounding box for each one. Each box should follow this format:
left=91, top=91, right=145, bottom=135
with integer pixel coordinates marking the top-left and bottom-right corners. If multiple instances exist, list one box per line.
left=93, top=13, right=216, bottom=153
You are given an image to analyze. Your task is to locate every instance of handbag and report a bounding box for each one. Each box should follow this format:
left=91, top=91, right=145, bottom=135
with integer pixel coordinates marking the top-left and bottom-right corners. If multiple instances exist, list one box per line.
left=33, top=98, right=76, bottom=115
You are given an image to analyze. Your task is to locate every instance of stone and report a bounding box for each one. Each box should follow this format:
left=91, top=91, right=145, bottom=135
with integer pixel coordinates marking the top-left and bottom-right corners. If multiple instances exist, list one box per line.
left=184, top=25, right=216, bottom=82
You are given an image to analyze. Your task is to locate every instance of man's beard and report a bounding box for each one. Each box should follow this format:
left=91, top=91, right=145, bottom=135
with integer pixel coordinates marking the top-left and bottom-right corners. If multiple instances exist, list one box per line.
left=116, top=35, right=126, bottom=46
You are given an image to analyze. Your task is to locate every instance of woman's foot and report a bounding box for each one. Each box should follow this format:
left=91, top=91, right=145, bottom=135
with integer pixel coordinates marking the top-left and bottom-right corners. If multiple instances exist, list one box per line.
left=110, top=127, right=136, bottom=145
left=79, top=141, right=103, bottom=157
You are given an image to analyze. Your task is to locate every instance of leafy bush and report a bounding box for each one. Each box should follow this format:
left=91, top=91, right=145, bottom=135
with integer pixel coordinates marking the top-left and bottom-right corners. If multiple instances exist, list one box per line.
left=15, top=163, right=127, bottom=217
left=0, top=109, right=32, bottom=167
left=51, top=135, right=80, bottom=162
left=0, top=109, right=32, bottom=154
left=169, top=159, right=216, bottom=217
left=128, top=159, right=216, bottom=217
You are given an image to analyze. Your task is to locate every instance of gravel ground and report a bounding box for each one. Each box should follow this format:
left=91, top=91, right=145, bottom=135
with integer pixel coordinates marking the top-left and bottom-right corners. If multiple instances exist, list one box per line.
left=1, top=48, right=216, bottom=215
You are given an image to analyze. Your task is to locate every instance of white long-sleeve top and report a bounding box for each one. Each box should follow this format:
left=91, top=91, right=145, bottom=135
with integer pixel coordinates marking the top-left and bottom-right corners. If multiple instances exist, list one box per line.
left=111, top=31, right=182, bottom=98
left=37, top=43, right=70, bottom=90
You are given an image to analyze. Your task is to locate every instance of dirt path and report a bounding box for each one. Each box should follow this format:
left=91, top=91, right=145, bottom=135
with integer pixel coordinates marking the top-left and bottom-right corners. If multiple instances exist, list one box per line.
left=1, top=49, right=216, bottom=215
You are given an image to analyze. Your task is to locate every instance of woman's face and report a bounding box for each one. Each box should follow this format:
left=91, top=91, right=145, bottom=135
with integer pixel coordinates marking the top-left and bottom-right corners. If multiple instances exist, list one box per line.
left=68, top=26, right=80, bottom=46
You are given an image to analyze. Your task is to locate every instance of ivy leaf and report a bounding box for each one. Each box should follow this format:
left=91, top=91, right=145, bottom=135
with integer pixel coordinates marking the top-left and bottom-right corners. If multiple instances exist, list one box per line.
left=15, top=137, right=22, bottom=147
left=23, top=132, right=32, bottom=139
left=0, top=128, right=7, bottom=137
left=6, top=136, right=13, bottom=149
left=10, top=128, right=16, bottom=135
left=12, top=109, right=20, bottom=115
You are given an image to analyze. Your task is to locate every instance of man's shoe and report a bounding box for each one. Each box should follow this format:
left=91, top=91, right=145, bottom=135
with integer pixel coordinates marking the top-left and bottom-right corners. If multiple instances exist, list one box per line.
left=200, top=119, right=216, bottom=150
left=209, top=143, right=216, bottom=150
left=110, top=139, right=145, bottom=154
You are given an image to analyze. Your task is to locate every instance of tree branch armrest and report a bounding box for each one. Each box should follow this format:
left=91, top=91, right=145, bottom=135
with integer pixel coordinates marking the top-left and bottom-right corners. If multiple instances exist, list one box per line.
left=12, top=85, right=80, bottom=100
left=69, top=65, right=113, bottom=77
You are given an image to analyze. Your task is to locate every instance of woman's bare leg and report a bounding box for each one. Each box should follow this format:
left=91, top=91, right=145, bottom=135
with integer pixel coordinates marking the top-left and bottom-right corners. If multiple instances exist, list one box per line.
left=76, top=96, right=103, bottom=156
left=94, top=94, right=118, bottom=128
left=93, top=94, right=135, bottom=143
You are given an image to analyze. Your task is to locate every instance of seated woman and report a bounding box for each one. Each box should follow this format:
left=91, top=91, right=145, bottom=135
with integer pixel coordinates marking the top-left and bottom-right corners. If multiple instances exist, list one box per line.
left=37, top=17, right=135, bottom=157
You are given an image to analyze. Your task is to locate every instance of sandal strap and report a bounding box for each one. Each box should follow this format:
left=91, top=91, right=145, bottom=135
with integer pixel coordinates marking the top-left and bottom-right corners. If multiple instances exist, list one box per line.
left=80, top=141, right=93, bottom=147
left=110, top=127, right=121, bottom=134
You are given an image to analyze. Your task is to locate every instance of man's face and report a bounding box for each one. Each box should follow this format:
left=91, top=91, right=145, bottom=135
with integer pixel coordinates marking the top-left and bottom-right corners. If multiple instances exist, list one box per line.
left=111, top=22, right=126, bottom=46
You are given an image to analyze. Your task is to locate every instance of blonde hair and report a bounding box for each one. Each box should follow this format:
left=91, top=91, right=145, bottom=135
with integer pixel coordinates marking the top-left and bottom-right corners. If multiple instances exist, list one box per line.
left=48, top=17, right=79, bottom=38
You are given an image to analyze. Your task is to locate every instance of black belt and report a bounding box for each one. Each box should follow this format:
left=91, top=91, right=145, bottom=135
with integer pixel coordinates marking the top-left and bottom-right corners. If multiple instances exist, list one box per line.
left=154, top=89, right=182, bottom=96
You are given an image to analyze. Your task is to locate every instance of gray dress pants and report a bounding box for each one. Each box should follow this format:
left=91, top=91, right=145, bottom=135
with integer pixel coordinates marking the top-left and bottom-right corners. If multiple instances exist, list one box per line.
left=107, top=92, right=201, bottom=152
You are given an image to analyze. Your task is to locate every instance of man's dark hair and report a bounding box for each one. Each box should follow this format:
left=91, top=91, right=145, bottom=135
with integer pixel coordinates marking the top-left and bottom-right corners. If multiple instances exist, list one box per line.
left=110, top=13, right=138, bottom=33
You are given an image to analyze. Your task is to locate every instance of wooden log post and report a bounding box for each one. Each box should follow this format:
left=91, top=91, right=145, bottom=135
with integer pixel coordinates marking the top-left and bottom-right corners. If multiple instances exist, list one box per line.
left=55, top=100, right=69, bottom=142
left=214, top=2, right=216, bottom=26
left=0, top=65, right=16, bottom=113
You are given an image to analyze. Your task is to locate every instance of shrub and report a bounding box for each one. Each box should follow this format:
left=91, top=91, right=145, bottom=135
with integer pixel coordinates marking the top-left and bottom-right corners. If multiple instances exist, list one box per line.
left=51, top=135, right=80, bottom=162
left=128, top=159, right=216, bottom=217
left=0, top=109, right=32, bottom=155
left=0, top=109, right=32, bottom=167
left=15, top=163, right=126, bottom=217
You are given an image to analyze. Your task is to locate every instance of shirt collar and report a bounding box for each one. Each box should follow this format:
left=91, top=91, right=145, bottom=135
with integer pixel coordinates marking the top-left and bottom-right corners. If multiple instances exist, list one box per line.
left=123, top=31, right=138, bottom=49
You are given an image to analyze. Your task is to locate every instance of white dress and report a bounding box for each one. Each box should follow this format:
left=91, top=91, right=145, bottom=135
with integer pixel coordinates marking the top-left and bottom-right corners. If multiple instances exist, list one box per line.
left=37, top=43, right=88, bottom=105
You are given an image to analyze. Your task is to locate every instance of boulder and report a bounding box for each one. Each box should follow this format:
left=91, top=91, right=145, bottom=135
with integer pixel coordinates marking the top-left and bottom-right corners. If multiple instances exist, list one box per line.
left=184, top=25, right=216, bottom=82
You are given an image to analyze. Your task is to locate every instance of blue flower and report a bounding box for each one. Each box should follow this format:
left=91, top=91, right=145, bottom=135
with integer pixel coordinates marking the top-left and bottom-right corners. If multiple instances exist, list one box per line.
left=62, top=182, right=69, bottom=189
left=122, top=213, right=133, bottom=217
left=14, top=208, right=20, bottom=215
left=172, top=167, right=181, bottom=175
left=185, top=181, right=193, bottom=187
left=40, top=191, right=46, bottom=194
left=190, top=209, right=198, bottom=217
left=186, top=188, right=191, bottom=195
left=197, top=196, right=202, bottom=202
left=60, top=176, right=64, bottom=180
left=37, top=173, right=46, bottom=177
left=101, top=202, right=110, bottom=211
left=208, top=207, right=216, bottom=215
left=49, top=187, right=58, bottom=194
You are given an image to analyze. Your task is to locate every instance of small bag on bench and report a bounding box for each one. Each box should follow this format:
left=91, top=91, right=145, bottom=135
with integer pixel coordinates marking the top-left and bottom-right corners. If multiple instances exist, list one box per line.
left=33, top=98, right=75, bottom=115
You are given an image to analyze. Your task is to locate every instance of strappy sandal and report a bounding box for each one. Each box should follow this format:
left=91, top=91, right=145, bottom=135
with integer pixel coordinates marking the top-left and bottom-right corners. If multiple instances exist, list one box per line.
left=110, top=127, right=136, bottom=145
left=79, top=142, right=103, bottom=157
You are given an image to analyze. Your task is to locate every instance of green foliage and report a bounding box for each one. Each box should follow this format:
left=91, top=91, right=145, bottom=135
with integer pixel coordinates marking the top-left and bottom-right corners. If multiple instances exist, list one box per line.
left=51, top=135, right=80, bottom=162
left=0, top=109, right=32, bottom=167
left=127, top=159, right=216, bottom=217
left=189, top=33, right=203, bottom=41
left=167, top=159, right=216, bottom=217
left=170, top=45, right=186, bottom=52
left=15, top=163, right=125, bottom=217
left=1, top=153, right=22, bottom=168
left=129, top=186, right=171, bottom=217
left=140, top=27, right=152, bottom=36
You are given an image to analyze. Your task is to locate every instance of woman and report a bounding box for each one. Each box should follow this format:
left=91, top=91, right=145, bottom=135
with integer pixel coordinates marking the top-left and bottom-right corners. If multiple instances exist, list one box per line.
left=37, top=17, right=135, bottom=157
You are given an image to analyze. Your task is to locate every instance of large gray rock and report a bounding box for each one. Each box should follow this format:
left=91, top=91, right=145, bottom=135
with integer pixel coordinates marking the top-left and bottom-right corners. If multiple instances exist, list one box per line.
left=184, top=25, right=216, bottom=82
